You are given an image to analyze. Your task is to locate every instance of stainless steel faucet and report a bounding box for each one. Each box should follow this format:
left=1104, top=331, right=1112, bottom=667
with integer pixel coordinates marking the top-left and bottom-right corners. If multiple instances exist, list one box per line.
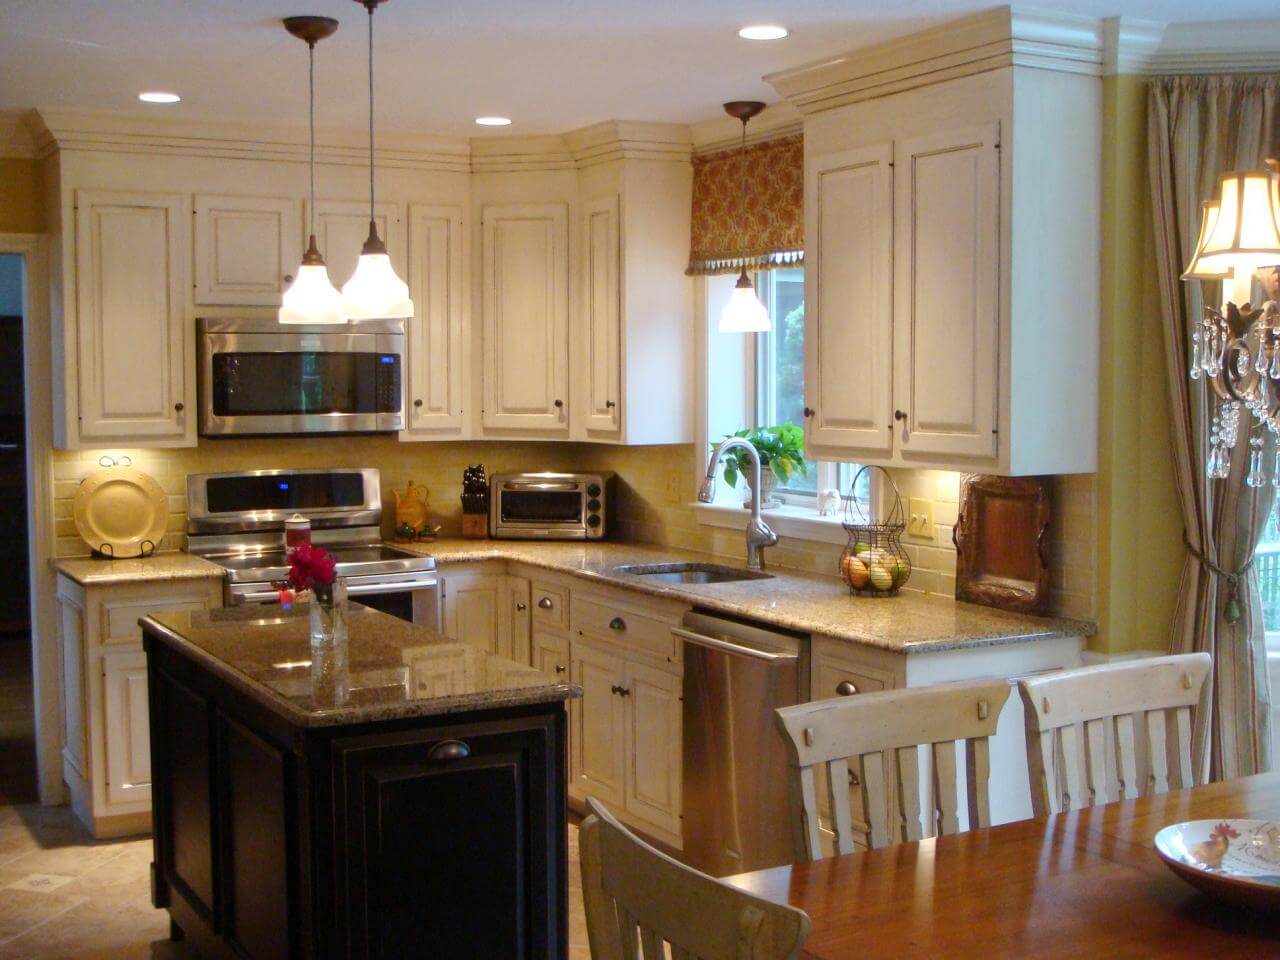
left=699, top=437, right=779, bottom=571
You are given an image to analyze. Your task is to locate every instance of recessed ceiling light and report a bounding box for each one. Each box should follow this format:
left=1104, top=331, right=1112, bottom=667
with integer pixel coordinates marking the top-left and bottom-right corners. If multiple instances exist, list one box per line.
left=738, top=24, right=788, bottom=41
left=475, top=116, right=512, bottom=126
left=138, top=91, right=181, bottom=104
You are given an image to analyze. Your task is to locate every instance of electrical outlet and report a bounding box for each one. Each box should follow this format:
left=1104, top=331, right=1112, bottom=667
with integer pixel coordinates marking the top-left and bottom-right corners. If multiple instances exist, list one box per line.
left=907, top=497, right=935, bottom=541
left=665, top=474, right=683, bottom=505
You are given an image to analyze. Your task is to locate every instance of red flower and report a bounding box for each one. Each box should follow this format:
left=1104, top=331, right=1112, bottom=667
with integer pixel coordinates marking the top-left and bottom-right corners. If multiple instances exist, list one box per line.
left=286, top=543, right=337, bottom=593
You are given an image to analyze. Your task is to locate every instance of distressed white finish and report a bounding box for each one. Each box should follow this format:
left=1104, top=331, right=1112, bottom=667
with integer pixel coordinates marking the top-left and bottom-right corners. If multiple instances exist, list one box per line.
left=580, top=798, right=811, bottom=960
left=439, top=566, right=513, bottom=658
left=402, top=203, right=468, bottom=439
left=55, top=572, right=222, bottom=837
left=776, top=678, right=1011, bottom=859
left=73, top=189, right=191, bottom=445
left=581, top=193, right=621, bottom=435
left=481, top=202, right=570, bottom=434
left=192, top=193, right=300, bottom=306
left=803, top=143, right=893, bottom=456
left=1017, top=653, right=1212, bottom=815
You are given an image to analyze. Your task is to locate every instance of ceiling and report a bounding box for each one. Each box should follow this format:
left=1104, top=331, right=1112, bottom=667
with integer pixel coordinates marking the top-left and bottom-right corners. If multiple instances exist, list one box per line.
left=1, top=0, right=1278, bottom=137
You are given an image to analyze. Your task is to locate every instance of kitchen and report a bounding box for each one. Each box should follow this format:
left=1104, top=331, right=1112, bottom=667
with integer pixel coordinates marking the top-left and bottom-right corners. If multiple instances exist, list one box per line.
left=1, top=2, right=1279, bottom=958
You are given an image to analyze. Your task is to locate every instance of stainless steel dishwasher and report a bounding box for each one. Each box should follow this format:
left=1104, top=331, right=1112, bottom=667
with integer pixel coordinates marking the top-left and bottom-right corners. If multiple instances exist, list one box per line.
left=676, top=610, right=808, bottom=878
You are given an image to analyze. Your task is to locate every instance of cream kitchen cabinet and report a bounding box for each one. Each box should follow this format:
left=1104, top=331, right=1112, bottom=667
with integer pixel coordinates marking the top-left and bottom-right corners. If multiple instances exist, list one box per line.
left=440, top=565, right=510, bottom=657
left=580, top=194, right=621, bottom=435
left=403, top=203, right=469, bottom=440
left=788, top=10, right=1099, bottom=476
left=65, top=189, right=193, bottom=447
left=56, top=572, right=223, bottom=838
left=192, top=194, right=301, bottom=306
left=481, top=202, right=571, bottom=435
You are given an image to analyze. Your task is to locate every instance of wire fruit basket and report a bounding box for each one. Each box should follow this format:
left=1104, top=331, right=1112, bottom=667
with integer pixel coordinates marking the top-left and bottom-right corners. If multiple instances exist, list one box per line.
left=840, top=465, right=911, bottom=597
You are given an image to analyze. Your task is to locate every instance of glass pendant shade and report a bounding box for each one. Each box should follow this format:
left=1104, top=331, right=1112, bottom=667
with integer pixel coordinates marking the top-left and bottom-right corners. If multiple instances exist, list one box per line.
left=719, top=270, right=771, bottom=333
left=342, top=226, right=413, bottom=319
left=280, top=237, right=346, bottom=325
left=1183, top=171, right=1280, bottom=291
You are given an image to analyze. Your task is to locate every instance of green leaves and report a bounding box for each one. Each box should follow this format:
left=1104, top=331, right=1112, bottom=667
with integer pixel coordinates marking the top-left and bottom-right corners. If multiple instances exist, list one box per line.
left=710, top=422, right=810, bottom=489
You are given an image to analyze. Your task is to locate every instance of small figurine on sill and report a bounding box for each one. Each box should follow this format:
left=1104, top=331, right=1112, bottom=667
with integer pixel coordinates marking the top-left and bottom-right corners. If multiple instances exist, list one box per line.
left=393, top=481, right=442, bottom=542
left=817, top=488, right=843, bottom=517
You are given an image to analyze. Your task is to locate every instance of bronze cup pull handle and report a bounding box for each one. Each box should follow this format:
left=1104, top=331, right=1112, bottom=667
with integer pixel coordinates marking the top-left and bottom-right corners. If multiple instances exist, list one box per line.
left=428, top=739, right=471, bottom=762
left=835, top=680, right=859, bottom=696
left=609, top=617, right=626, bottom=631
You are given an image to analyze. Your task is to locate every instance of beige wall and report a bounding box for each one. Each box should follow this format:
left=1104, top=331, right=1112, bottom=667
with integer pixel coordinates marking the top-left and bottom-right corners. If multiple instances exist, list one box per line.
left=0, top=158, right=44, bottom=234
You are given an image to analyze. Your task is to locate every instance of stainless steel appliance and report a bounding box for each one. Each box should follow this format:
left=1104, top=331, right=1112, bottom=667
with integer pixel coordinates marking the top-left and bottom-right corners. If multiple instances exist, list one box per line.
left=186, top=468, right=438, bottom=624
left=489, top=472, right=611, bottom=540
left=198, top=317, right=405, bottom=437
left=677, top=610, right=808, bottom=877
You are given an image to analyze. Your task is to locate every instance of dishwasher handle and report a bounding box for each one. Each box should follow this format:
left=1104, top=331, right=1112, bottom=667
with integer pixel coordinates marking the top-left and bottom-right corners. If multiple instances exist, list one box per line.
left=673, top=627, right=798, bottom=663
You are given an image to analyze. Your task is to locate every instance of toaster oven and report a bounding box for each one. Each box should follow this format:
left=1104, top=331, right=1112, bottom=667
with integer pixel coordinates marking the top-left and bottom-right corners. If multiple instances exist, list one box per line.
left=490, top=472, right=611, bottom=540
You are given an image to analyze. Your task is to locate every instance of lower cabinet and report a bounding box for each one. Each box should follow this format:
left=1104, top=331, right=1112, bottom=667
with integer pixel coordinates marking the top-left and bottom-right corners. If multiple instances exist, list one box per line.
left=101, top=648, right=151, bottom=807
left=440, top=566, right=531, bottom=662
left=569, top=633, right=682, bottom=844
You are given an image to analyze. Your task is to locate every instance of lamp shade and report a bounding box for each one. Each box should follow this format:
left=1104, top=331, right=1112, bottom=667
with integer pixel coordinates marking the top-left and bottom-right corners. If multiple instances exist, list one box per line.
left=1183, top=170, right=1280, bottom=279
left=342, top=251, right=413, bottom=320
left=719, top=271, right=771, bottom=333
left=279, top=263, right=347, bottom=325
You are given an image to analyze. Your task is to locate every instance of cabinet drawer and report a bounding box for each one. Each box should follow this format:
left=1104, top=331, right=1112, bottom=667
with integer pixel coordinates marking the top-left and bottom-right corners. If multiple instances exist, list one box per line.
left=574, top=597, right=678, bottom=663
left=101, top=593, right=215, bottom=645
left=531, top=581, right=568, bottom=630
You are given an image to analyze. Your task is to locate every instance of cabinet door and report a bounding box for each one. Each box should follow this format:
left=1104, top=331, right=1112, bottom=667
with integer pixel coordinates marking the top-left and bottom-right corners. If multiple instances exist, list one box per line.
left=308, top=199, right=406, bottom=292
left=193, top=194, right=301, bottom=305
left=58, top=588, right=88, bottom=775
left=581, top=194, right=621, bottom=436
left=102, top=648, right=151, bottom=806
left=893, top=124, right=1000, bottom=461
left=569, top=635, right=625, bottom=808
left=481, top=203, right=570, bottom=433
left=804, top=145, right=894, bottom=456
left=75, top=190, right=191, bottom=444
left=622, top=659, right=682, bottom=839
left=441, top=572, right=505, bottom=655
left=531, top=629, right=568, bottom=678
left=505, top=576, right=532, bottom=663
left=404, top=204, right=467, bottom=438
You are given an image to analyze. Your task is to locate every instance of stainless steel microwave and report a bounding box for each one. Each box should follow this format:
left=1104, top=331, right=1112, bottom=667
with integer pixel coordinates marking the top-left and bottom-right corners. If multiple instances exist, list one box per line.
left=198, top=317, right=405, bottom=436
left=490, top=472, right=612, bottom=540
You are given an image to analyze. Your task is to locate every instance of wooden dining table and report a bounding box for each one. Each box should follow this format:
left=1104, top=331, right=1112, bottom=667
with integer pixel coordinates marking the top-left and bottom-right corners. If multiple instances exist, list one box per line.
left=724, top=771, right=1280, bottom=958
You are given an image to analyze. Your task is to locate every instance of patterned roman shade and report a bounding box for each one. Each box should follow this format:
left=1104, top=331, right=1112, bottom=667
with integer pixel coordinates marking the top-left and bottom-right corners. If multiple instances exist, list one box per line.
left=687, top=133, right=804, bottom=276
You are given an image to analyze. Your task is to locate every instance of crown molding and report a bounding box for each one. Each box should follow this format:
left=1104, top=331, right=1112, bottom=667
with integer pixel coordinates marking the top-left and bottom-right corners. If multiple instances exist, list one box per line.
left=0, top=110, right=39, bottom=159
left=765, top=6, right=1104, bottom=115
left=564, top=120, right=691, bottom=168
left=1101, top=18, right=1166, bottom=75
left=689, top=102, right=802, bottom=155
left=1142, top=19, right=1280, bottom=75
left=468, top=134, right=576, bottom=173
left=31, top=108, right=473, bottom=172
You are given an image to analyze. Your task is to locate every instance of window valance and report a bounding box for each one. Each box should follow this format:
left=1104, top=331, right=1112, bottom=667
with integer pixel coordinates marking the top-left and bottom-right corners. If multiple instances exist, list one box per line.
left=686, top=133, right=803, bottom=276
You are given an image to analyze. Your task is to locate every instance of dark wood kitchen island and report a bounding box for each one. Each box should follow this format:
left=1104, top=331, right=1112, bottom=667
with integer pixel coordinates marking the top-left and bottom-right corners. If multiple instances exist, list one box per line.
left=141, top=603, right=580, bottom=960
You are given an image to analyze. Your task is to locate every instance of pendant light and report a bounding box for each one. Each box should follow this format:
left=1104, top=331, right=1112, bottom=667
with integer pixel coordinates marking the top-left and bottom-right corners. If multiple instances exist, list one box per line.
left=343, top=0, right=413, bottom=320
left=719, top=100, right=771, bottom=334
left=279, top=15, right=346, bottom=325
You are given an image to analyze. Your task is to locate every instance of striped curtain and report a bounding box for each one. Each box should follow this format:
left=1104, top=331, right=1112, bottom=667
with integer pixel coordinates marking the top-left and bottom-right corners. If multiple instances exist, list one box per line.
left=686, top=134, right=803, bottom=276
left=1148, top=74, right=1278, bottom=780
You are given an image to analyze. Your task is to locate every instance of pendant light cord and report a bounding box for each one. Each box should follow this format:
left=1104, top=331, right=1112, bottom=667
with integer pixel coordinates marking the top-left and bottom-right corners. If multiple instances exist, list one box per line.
left=740, top=118, right=747, bottom=270
left=367, top=5, right=375, bottom=222
left=308, top=40, right=316, bottom=238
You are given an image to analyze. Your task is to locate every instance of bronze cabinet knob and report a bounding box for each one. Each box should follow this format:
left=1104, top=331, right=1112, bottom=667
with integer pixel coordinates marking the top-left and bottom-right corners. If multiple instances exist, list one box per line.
left=835, top=680, right=859, bottom=696
left=413, top=399, right=423, bottom=407
left=553, top=399, right=564, bottom=408
left=803, top=406, right=814, bottom=417
left=515, top=602, right=527, bottom=611
left=174, top=402, right=185, bottom=413
left=555, top=664, right=566, bottom=674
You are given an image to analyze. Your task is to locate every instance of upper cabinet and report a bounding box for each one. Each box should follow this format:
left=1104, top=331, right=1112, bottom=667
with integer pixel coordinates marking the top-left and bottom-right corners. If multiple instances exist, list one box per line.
left=307, top=199, right=406, bottom=294
left=481, top=202, right=571, bottom=435
left=193, top=194, right=301, bottom=306
left=71, top=190, right=193, bottom=447
left=403, top=203, right=468, bottom=439
left=779, top=8, right=1100, bottom=475
left=581, top=194, right=622, bottom=435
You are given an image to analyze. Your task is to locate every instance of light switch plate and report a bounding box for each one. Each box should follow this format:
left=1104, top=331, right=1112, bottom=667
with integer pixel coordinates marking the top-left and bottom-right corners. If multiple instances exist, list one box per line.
left=907, top=497, right=935, bottom=541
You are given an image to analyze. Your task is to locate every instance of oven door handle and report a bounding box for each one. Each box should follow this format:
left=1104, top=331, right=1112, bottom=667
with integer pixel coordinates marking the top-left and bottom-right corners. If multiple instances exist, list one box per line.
left=235, top=588, right=288, bottom=603
left=345, top=577, right=439, bottom=596
left=503, top=481, right=581, bottom=492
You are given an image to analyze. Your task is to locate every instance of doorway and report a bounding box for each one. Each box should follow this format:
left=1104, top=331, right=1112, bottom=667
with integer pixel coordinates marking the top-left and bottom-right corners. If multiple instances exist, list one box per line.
left=0, top=252, right=34, bottom=804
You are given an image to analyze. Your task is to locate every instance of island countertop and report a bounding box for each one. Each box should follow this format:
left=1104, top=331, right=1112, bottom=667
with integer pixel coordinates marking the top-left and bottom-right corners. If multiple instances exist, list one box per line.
left=141, top=603, right=581, bottom=728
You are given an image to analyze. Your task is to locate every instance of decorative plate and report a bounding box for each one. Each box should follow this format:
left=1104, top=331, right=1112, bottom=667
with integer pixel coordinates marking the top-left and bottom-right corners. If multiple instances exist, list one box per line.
left=73, top=467, right=169, bottom=559
left=1154, top=819, right=1280, bottom=911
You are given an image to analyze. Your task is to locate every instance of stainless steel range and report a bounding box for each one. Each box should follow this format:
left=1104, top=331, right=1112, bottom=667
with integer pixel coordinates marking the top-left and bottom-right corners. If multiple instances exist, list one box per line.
left=186, top=468, right=438, bottom=624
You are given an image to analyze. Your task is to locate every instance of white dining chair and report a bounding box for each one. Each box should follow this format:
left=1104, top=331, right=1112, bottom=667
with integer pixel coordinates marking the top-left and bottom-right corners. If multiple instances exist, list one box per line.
left=774, top=678, right=1011, bottom=860
left=1017, top=652, right=1212, bottom=815
left=579, top=798, right=811, bottom=960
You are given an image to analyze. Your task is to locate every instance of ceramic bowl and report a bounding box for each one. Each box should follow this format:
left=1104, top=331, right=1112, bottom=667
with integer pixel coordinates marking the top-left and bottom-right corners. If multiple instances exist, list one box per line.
left=1154, top=819, right=1280, bottom=911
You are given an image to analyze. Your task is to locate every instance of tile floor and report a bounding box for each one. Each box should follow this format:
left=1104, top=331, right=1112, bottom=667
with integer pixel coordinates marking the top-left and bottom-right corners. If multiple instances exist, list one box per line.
left=0, top=802, right=592, bottom=959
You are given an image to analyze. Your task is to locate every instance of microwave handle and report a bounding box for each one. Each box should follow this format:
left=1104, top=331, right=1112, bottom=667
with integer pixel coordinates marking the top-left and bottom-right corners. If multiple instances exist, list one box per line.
left=502, top=481, right=581, bottom=492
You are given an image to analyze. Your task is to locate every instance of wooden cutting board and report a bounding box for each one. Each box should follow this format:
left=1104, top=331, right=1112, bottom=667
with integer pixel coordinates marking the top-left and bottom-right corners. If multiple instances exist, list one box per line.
left=952, top=475, right=1050, bottom=614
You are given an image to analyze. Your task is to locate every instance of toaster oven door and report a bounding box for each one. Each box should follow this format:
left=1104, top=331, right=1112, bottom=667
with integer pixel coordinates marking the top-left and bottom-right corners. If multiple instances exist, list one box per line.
left=494, top=481, right=588, bottom=538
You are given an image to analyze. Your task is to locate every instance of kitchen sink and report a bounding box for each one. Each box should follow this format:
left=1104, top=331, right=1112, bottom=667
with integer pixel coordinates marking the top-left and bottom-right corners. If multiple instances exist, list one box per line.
left=611, top=562, right=773, bottom=584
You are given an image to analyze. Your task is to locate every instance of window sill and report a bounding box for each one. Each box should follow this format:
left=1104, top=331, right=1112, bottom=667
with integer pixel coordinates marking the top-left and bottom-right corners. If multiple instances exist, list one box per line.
left=691, top=501, right=848, bottom=546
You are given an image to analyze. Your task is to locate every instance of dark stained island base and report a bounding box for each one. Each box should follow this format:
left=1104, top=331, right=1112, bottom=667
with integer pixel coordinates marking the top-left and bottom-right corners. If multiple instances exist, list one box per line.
left=141, top=603, right=581, bottom=960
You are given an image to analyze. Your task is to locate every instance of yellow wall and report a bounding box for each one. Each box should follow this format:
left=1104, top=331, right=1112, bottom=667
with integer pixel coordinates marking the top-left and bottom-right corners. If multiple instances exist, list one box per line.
left=1094, top=74, right=1183, bottom=653
left=0, top=158, right=44, bottom=234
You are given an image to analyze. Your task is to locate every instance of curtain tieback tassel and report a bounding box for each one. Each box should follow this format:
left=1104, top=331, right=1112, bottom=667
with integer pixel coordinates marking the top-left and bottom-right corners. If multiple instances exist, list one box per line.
left=1182, top=530, right=1254, bottom=624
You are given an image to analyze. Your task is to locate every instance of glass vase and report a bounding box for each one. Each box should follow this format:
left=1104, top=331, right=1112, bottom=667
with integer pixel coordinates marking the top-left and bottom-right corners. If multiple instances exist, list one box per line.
left=310, top=577, right=349, bottom=649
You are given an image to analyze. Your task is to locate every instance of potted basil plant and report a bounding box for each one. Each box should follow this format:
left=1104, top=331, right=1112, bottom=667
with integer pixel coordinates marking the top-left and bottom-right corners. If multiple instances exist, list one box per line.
left=716, top=423, right=809, bottom=508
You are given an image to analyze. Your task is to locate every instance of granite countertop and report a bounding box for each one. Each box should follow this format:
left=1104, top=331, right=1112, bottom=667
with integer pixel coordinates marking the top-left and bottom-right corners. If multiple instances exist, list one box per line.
left=142, top=604, right=580, bottom=728
left=54, top=551, right=225, bottom=586
left=395, top=538, right=1093, bottom=655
